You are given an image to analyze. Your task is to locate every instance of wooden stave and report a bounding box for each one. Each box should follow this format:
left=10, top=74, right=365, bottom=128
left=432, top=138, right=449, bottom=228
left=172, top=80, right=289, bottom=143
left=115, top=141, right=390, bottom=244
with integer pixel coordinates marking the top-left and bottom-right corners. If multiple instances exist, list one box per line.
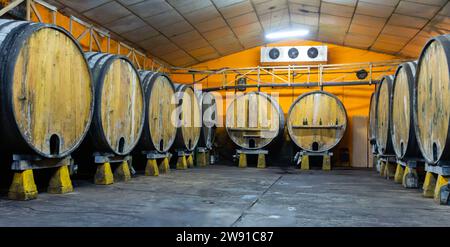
left=389, top=61, right=422, bottom=160
left=375, top=75, right=395, bottom=155
left=85, top=52, right=145, bottom=155
left=195, top=90, right=217, bottom=149
left=173, top=83, right=202, bottom=151
left=413, top=35, right=450, bottom=164
left=287, top=90, right=347, bottom=152
left=225, top=91, right=285, bottom=150
left=0, top=20, right=94, bottom=158
left=138, top=71, right=177, bottom=153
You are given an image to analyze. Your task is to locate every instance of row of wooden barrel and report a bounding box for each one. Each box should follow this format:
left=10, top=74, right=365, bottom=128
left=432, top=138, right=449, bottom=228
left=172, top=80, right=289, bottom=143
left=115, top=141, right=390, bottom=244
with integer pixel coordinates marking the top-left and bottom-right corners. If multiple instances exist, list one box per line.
left=0, top=20, right=216, bottom=160
left=369, top=34, right=450, bottom=165
left=226, top=90, right=347, bottom=153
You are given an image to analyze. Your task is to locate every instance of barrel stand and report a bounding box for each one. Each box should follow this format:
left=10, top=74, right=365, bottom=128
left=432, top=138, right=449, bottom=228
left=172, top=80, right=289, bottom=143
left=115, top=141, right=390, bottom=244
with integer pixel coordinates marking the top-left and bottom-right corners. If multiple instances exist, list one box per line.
left=236, top=149, right=268, bottom=168
left=395, top=160, right=421, bottom=188
left=143, top=151, right=172, bottom=176
left=422, top=164, right=450, bottom=205
left=8, top=155, right=74, bottom=201
left=378, top=155, right=396, bottom=179
left=296, top=151, right=332, bottom=171
left=176, top=150, right=194, bottom=169
left=196, top=147, right=209, bottom=167
left=93, top=153, right=133, bottom=185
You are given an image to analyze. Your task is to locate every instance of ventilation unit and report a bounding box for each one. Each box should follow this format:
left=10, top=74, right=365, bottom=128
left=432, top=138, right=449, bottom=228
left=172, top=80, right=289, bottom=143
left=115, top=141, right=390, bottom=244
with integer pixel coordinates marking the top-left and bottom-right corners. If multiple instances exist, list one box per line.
left=260, top=46, right=328, bottom=63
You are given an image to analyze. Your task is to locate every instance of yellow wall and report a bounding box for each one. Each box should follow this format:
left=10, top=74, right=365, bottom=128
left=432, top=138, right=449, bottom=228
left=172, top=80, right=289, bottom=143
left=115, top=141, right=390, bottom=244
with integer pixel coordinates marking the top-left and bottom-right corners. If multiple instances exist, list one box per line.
left=171, top=40, right=404, bottom=166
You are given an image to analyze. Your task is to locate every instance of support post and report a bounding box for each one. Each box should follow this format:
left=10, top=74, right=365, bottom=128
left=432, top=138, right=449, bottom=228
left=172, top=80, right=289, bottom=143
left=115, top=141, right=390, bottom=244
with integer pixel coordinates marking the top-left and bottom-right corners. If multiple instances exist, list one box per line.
left=238, top=153, right=247, bottom=168
left=196, top=151, right=207, bottom=167
left=8, top=169, right=38, bottom=200
left=48, top=165, right=73, bottom=194
left=114, top=161, right=131, bottom=181
left=257, top=153, right=266, bottom=168
left=423, top=171, right=437, bottom=198
left=402, top=166, right=419, bottom=188
left=301, top=155, right=309, bottom=170
left=145, top=159, right=159, bottom=176
left=434, top=175, right=449, bottom=205
left=322, top=154, right=331, bottom=171
left=94, top=162, right=114, bottom=185
left=158, top=157, right=170, bottom=174
left=176, top=155, right=188, bottom=170
left=394, top=163, right=404, bottom=184
left=187, top=154, right=194, bottom=168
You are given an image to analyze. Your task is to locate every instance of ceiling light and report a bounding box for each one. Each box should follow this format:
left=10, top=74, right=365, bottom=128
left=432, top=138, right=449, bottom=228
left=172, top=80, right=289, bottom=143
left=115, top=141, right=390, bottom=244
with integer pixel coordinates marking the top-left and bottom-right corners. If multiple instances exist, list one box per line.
left=265, top=29, right=309, bottom=40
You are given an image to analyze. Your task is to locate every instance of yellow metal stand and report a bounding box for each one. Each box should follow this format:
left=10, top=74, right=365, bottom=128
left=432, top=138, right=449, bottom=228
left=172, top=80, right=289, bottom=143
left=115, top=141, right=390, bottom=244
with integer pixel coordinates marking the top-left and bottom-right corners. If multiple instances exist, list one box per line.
left=197, top=151, right=208, bottom=167
left=394, top=163, right=404, bottom=184
left=238, top=153, right=247, bottom=168
left=423, top=171, right=436, bottom=198
left=159, top=157, right=170, bottom=174
left=402, top=166, right=418, bottom=188
left=48, top=165, right=73, bottom=194
left=114, top=161, right=132, bottom=181
left=8, top=170, right=38, bottom=201
left=380, top=160, right=386, bottom=177
left=385, top=162, right=395, bottom=179
left=95, top=162, right=114, bottom=185
left=322, top=155, right=331, bottom=171
left=176, top=155, right=188, bottom=170
left=301, top=155, right=310, bottom=170
left=187, top=155, right=194, bottom=168
left=206, top=151, right=211, bottom=165
left=145, top=159, right=159, bottom=176
left=434, top=175, right=449, bottom=204
left=257, top=153, right=266, bottom=168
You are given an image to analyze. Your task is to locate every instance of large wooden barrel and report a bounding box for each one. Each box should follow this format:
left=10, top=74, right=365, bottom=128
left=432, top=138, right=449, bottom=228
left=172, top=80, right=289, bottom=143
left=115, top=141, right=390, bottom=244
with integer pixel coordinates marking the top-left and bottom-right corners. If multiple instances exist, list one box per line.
left=226, top=92, right=285, bottom=150
left=195, top=90, right=217, bottom=149
left=413, top=34, right=450, bottom=164
left=287, top=91, right=347, bottom=152
left=390, top=61, right=421, bottom=160
left=85, top=52, right=145, bottom=155
left=138, top=71, right=177, bottom=153
left=0, top=20, right=94, bottom=158
left=368, top=92, right=377, bottom=146
left=375, top=75, right=395, bottom=155
left=173, top=84, right=202, bottom=151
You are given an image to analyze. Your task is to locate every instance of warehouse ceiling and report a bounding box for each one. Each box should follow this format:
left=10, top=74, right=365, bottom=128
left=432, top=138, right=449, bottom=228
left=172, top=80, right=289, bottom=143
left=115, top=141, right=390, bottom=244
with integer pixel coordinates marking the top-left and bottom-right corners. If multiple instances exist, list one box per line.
left=46, top=0, right=450, bottom=67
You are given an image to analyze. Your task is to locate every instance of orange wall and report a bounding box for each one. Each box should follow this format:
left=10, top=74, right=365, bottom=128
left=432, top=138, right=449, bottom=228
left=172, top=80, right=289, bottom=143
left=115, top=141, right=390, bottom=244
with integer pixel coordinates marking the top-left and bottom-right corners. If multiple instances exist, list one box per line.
left=171, top=40, right=404, bottom=166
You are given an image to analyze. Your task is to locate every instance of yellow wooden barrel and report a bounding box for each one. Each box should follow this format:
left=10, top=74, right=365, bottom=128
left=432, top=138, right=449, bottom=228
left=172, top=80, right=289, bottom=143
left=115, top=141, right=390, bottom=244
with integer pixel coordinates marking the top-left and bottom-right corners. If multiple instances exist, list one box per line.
left=173, top=84, right=202, bottom=151
left=195, top=90, right=217, bottom=149
left=413, top=34, right=450, bottom=164
left=85, top=52, right=145, bottom=155
left=375, top=75, right=395, bottom=155
left=226, top=92, right=285, bottom=150
left=390, top=61, right=421, bottom=159
left=139, top=71, right=177, bottom=153
left=287, top=91, right=347, bottom=152
left=0, top=20, right=93, bottom=158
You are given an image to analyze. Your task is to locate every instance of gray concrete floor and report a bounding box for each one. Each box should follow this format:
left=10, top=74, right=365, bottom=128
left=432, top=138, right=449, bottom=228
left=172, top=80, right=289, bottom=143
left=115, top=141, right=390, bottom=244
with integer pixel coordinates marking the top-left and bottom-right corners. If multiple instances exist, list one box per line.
left=0, top=165, right=449, bottom=226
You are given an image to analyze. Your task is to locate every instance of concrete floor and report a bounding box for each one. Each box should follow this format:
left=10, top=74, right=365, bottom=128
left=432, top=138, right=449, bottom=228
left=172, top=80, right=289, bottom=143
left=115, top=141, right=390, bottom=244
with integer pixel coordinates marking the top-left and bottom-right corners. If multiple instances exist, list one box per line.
left=0, top=165, right=449, bottom=227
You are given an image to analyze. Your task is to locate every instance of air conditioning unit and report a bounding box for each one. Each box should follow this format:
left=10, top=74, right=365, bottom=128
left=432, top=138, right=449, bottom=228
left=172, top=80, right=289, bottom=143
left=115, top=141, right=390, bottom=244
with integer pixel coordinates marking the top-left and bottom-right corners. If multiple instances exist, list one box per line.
left=260, top=46, right=328, bottom=63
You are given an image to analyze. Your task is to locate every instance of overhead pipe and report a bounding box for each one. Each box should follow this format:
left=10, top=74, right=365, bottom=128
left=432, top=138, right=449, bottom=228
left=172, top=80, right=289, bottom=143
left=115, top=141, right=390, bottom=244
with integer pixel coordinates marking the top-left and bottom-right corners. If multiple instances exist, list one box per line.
left=202, top=80, right=379, bottom=92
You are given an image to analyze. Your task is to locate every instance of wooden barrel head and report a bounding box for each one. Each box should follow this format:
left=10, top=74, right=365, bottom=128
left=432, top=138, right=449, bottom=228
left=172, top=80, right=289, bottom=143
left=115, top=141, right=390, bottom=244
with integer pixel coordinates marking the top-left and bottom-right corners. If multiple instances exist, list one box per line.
left=9, top=23, right=93, bottom=158
left=375, top=75, right=394, bottom=155
left=390, top=62, right=417, bottom=159
left=174, top=84, right=201, bottom=151
left=287, top=91, right=347, bottom=152
left=145, top=73, right=177, bottom=152
left=99, top=56, right=144, bottom=155
left=414, top=35, right=450, bottom=164
left=226, top=92, right=283, bottom=150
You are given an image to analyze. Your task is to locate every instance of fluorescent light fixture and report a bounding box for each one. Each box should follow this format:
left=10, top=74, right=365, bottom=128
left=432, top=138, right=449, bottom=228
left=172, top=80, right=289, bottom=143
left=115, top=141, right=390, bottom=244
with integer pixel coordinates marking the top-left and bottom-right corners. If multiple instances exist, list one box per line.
left=265, top=29, right=309, bottom=40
